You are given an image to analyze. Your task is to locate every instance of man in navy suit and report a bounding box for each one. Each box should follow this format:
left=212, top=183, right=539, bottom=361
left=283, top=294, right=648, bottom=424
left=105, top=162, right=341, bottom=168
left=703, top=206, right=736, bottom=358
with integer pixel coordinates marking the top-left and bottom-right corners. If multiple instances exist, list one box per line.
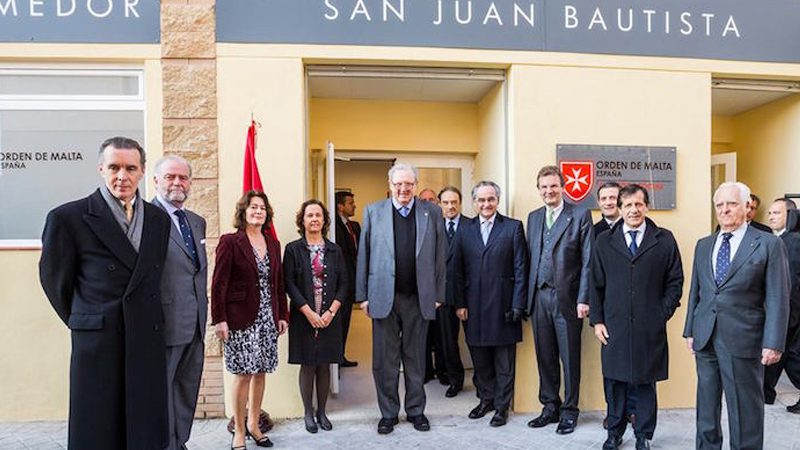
left=684, top=182, right=790, bottom=449
left=454, top=180, right=527, bottom=427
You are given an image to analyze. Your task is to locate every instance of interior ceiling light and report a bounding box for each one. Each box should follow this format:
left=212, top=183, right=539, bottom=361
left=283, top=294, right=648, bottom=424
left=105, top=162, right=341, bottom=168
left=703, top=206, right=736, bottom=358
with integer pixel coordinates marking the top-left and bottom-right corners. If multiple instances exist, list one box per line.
left=712, top=78, right=800, bottom=92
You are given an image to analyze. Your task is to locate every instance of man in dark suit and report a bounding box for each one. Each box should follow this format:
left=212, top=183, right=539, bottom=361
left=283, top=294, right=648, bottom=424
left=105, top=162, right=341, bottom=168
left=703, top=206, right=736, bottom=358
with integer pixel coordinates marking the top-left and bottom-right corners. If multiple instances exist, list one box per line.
left=590, top=184, right=684, bottom=450
left=525, top=165, right=593, bottom=435
left=419, top=187, right=444, bottom=383
left=39, top=137, right=171, bottom=449
left=356, top=163, right=447, bottom=434
left=763, top=198, right=800, bottom=409
left=151, top=156, right=208, bottom=450
left=683, top=182, right=790, bottom=450
left=335, top=191, right=361, bottom=367
left=748, top=193, right=772, bottom=233
left=593, top=182, right=622, bottom=237
left=437, top=186, right=467, bottom=398
left=454, top=181, right=527, bottom=427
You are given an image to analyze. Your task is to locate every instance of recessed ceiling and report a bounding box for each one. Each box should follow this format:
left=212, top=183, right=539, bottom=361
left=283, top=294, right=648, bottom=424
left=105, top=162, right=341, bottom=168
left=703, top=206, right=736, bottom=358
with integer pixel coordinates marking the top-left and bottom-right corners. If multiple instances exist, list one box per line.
left=308, top=76, right=499, bottom=103
left=712, top=89, right=794, bottom=116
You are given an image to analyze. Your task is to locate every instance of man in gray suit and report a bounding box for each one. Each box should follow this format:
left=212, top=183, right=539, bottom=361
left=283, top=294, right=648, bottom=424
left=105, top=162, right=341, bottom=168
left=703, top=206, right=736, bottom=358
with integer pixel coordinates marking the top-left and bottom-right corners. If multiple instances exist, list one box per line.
left=152, top=156, right=208, bottom=450
left=683, top=181, right=790, bottom=450
left=356, top=163, right=447, bottom=435
left=524, top=165, right=593, bottom=435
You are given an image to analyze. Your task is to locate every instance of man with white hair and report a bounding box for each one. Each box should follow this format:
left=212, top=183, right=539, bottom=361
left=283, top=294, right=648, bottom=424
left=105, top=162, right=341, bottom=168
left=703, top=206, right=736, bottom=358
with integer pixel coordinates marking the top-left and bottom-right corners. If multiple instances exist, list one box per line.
left=356, top=163, right=447, bottom=434
left=683, top=182, right=790, bottom=450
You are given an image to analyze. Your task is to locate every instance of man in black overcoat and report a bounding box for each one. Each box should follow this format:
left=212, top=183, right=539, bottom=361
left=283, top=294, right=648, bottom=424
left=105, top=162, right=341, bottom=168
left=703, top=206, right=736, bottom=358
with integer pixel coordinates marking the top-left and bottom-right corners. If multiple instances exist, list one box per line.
left=335, top=191, right=361, bottom=367
left=39, top=137, right=171, bottom=450
left=590, top=184, right=684, bottom=450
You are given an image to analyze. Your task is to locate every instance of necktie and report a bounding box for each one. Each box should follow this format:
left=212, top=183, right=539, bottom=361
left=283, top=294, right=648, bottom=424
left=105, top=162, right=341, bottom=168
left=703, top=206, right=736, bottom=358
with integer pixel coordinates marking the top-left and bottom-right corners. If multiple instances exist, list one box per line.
left=400, top=206, right=409, bottom=218
left=175, top=210, right=200, bottom=270
left=346, top=221, right=358, bottom=251
left=482, top=220, right=492, bottom=245
left=628, top=230, right=638, bottom=255
left=124, top=201, right=134, bottom=222
left=546, top=208, right=554, bottom=229
left=715, top=232, right=733, bottom=286
left=447, top=220, right=456, bottom=243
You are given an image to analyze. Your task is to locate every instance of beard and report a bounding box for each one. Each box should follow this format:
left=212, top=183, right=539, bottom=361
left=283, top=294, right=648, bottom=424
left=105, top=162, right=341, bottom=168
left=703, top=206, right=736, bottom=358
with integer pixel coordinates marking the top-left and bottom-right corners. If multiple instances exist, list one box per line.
left=166, top=188, right=188, bottom=203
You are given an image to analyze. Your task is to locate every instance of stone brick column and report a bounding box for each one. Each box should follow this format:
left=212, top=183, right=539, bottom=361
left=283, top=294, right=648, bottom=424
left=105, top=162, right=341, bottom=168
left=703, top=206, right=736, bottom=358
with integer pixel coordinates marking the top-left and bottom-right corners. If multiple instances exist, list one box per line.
left=160, top=0, right=224, bottom=419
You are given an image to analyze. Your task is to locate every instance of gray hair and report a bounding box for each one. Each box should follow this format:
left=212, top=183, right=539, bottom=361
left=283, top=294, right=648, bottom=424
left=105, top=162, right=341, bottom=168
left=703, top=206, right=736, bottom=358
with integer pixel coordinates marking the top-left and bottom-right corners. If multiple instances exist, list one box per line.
left=387, top=163, right=419, bottom=183
left=471, top=180, right=502, bottom=200
left=713, top=181, right=751, bottom=205
left=154, top=155, right=192, bottom=178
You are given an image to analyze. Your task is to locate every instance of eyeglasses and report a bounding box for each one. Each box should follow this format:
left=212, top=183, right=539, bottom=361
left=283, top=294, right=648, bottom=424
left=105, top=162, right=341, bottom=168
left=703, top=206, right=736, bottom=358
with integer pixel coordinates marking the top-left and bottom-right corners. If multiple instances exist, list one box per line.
left=391, top=182, right=416, bottom=189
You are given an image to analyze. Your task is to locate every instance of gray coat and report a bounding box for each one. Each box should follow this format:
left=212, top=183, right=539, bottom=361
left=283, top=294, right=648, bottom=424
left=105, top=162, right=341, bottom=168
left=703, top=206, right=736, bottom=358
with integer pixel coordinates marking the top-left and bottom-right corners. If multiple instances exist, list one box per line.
left=152, top=197, right=208, bottom=346
left=526, top=202, right=593, bottom=318
left=355, top=198, right=447, bottom=320
left=683, top=227, right=791, bottom=357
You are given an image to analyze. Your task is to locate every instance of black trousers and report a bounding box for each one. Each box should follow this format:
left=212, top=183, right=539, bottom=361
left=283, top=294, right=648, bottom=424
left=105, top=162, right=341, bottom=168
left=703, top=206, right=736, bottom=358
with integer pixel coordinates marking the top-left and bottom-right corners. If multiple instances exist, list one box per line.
left=340, top=296, right=355, bottom=358
left=532, top=287, right=583, bottom=419
left=372, top=292, right=428, bottom=419
left=764, top=323, right=800, bottom=403
left=435, top=305, right=464, bottom=387
left=470, top=344, right=516, bottom=411
left=606, top=380, right=656, bottom=440
left=603, top=377, right=637, bottom=416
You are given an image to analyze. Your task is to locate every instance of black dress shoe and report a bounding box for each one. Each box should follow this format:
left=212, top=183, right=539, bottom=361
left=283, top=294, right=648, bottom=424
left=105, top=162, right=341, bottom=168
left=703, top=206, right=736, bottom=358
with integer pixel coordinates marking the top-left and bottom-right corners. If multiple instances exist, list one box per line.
left=555, top=417, right=577, bottom=434
left=316, top=412, right=332, bottom=431
left=602, top=434, right=623, bottom=450
left=788, top=399, right=800, bottom=414
left=635, top=436, right=651, bottom=450
left=341, top=359, right=358, bottom=368
left=445, top=385, right=462, bottom=398
left=527, top=412, right=559, bottom=428
left=489, top=410, right=508, bottom=427
left=304, top=413, right=318, bottom=433
left=468, top=402, right=495, bottom=419
left=407, top=414, right=431, bottom=431
left=377, top=417, right=399, bottom=434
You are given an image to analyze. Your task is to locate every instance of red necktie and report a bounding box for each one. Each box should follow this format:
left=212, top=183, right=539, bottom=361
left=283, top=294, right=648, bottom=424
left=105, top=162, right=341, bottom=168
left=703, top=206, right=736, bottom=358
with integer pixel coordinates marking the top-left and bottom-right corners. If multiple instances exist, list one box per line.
left=346, top=221, right=357, bottom=251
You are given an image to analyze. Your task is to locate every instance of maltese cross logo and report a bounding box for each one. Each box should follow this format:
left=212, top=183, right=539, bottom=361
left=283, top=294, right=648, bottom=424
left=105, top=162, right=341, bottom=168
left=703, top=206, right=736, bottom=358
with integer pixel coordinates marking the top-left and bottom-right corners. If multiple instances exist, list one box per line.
left=559, top=161, right=594, bottom=203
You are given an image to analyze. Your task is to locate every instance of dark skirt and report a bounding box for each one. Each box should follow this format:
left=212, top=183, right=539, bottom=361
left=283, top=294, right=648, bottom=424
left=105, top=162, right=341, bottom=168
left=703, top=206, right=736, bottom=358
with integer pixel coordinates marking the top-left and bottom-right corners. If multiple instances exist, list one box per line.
left=288, top=311, right=343, bottom=365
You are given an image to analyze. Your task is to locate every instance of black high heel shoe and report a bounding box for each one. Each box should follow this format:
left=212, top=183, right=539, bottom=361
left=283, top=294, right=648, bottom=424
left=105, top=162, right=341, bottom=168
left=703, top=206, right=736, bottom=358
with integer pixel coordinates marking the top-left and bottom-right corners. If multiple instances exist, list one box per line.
left=231, top=434, right=246, bottom=450
left=246, top=426, right=274, bottom=447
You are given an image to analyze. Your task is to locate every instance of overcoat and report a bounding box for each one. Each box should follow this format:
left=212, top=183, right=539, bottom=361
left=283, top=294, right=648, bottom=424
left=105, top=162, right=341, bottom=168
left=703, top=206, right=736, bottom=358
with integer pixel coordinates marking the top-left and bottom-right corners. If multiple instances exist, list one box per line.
left=39, top=189, right=171, bottom=450
left=453, top=214, right=528, bottom=347
left=284, top=237, right=348, bottom=365
left=589, top=218, right=684, bottom=384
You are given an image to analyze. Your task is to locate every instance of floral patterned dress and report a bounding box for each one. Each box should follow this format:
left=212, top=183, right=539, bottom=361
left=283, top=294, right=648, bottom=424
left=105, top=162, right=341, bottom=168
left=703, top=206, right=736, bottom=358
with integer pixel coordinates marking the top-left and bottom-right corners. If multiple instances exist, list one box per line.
left=223, top=248, right=279, bottom=374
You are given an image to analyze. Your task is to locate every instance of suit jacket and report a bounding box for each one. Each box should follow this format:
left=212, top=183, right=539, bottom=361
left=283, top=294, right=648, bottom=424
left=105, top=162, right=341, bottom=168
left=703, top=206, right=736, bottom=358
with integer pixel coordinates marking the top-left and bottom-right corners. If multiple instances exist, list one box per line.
left=39, top=188, right=170, bottom=450
left=683, top=226, right=791, bottom=358
left=355, top=198, right=447, bottom=320
left=590, top=218, right=684, bottom=383
left=211, top=229, right=288, bottom=330
left=751, top=220, right=772, bottom=233
left=453, top=214, right=528, bottom=346
left=780, top=230, right=800, bottom=329
left=152, top=197, right=208, bottom=346
left=526, top=202, right=593, bottom=318
left=335, top=215, right=360, bottom=301
left=593, top=217, right=618, bottom=239
left=445, top=214, right=470, bottom=306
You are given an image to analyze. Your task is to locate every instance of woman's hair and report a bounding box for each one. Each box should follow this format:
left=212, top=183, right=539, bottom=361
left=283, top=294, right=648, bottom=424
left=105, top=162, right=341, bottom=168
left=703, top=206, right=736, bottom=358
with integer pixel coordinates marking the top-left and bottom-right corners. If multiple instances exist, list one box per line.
left=295, top=199, right=331, bottom=236
left=233, top=190, right=273, bottom=232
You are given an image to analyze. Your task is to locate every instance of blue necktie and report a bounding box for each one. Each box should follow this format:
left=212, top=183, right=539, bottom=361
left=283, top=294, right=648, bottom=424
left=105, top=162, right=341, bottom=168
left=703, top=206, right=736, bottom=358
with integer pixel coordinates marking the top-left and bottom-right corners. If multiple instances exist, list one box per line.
left=628, top=230, right=638, bottom=255
left=715, top=232, right=733, bottom=286
left=400, top=206, right=410, bottom=218
left=174, top=210, right=200, bottom=270
left=447, top=220, right=456, bottom=243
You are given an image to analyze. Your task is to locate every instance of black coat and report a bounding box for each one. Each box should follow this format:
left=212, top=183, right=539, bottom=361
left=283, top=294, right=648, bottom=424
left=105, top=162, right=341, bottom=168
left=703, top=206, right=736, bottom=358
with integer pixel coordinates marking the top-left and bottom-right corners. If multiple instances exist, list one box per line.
left=334, top=215, right=360, bottom=301
left=445, top=214, right=471, bottom=306
left=39, top=189, right=170, bottom=450
left=590, top=218, right=684, bottom=384
left=781, top=231, right=800, bottom=329
left=453, top=214, right=528, bottom=347
left=283, top=238, right=348, bottom=365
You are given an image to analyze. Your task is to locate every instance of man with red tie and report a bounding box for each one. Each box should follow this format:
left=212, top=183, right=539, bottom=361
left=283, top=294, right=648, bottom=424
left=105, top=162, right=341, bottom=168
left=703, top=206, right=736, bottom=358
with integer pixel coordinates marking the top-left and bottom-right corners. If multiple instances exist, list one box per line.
left=335, top=191, right=361, bottom=367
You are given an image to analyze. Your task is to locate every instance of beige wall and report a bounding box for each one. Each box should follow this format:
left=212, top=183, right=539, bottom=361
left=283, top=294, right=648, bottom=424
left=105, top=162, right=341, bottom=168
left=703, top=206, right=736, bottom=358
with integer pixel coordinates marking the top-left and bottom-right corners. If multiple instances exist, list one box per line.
left=711, top=115, right=735, bottom=155
left=733, top=94, right=800, bottom=218
left=216, top=56, right=308, bottom=417
left=509, top=65, right=711, bottom=411
left=475, top=83, right=508, bottom=212
left=335, top=160, right=392, bottom=210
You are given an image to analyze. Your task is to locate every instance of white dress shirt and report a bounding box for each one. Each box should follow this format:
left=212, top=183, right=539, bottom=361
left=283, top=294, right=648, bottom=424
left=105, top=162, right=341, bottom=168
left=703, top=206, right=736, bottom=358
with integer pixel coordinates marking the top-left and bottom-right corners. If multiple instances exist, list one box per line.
left=622, top=221, right=646, bottom=249
left=547, top=201, right=565, bottom=224
left=712, top=221, right=749, bottom=278
left=480, top=213, right=497, bottom=244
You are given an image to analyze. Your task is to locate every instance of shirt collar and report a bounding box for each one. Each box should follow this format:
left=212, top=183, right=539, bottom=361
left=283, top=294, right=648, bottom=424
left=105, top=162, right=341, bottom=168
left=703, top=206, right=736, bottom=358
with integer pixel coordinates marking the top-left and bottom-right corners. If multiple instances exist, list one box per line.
left=338, top=214, right=349, bottom=224
left=392, top=197, right=415, bottom=211
left=157, top=193, right=182, bottom=216
left=774, top=228, right=787, bottom=237
left=605, top=216, right=621, bottom=227
left=720, top=221, right=749, bottom=238
left=480, top=213, right=497, bottom=225
left=622, top=220, right=646, bottom=235
left=547, top=200, right=564, bottom=215
left=446, top=215, right=461, bottom=227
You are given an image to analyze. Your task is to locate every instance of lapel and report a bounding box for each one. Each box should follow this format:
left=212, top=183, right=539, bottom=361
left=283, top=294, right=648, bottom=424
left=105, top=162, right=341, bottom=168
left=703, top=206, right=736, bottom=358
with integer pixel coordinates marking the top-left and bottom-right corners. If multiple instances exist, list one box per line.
left=530, top=207, right=544, bottom=253
left=125, top=202, right=164, bottom=296
left=83, top=189, right=137, bottom=271
left=631, top=220, right=659, bottom=262
left=234, top=229, right=259, bottom=275
left=189, top=212, right=208, bottom=270
left=718, top=227, right=761, bottom=288
left=608, top=223, right=633, bottom=261
left=483, top=214, right=505, bottom=252
left=381, top=199, right=395, bottom=256
left=548, top=202, right=572, bottom=246
left=152, top=197, right=194, bottom=262
left=415, top=200, right=429, bottom=257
